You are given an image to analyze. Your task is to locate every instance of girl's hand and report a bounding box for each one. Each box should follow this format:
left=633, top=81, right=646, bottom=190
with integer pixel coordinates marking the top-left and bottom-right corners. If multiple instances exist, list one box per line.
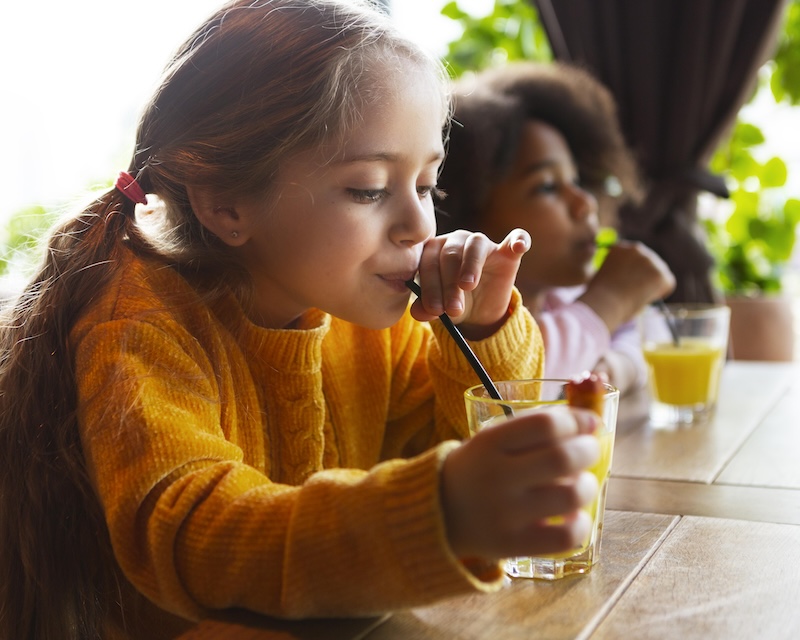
left=580, top=241, right=676, bottom=332
left=410, top=228, right=531, bottom=339
left=593, top=352, right=638, bottom=396
left=441, top=406, right=600, bottom=561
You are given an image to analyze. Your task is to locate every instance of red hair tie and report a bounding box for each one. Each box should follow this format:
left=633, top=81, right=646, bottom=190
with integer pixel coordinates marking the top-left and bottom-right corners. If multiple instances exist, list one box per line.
left=115, top=171, right=148, bottom=205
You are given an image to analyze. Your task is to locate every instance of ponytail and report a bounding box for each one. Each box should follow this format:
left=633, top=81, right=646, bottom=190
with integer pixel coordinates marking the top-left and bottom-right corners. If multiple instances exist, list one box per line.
left=0, top=191, right=136, bottom=639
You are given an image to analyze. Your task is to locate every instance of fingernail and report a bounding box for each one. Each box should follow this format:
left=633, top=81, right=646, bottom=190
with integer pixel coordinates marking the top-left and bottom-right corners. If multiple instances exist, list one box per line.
left=461, top=273, right=475, bottom=284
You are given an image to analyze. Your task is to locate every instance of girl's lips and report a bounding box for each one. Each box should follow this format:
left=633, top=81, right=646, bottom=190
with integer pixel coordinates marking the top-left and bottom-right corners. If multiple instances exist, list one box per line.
left=572, top=239, right=598, bottom=264
left=379, top=274, right=416, bottom=293
left=576, top=238, right=597, bottom=253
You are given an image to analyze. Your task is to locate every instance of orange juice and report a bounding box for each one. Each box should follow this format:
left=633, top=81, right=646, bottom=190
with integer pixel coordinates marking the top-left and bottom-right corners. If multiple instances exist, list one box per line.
left=587, top=429, right=614, bottom=510
left=643, top=338, right=724, bottom=406
left=542, top=429, right=614, bottom=560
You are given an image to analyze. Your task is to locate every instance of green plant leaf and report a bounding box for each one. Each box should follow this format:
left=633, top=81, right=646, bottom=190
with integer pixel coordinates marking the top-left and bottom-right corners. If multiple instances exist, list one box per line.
left=441, top=1, right=468, bottom=20
left=784, top=198, right=800, bottom=225
left=771, top=0, right=800, bottom=104
left=733, top=122, right=766, bottom=147
left=729, top=149, right=759, bottom=183
left=441, top=0, right=552, bottom=77
left=0, top=205, right=58, bottom=278
left=759, top=157, right=788, bottom=188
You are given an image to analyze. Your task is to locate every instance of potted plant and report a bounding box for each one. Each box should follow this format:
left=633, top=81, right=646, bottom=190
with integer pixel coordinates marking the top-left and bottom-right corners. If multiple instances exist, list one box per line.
left=702, top=122, right=800, bottom=361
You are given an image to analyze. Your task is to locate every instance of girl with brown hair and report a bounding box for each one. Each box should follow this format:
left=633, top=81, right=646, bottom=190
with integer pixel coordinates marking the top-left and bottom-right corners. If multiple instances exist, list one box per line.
left=0, top=3, right=602, bottom=638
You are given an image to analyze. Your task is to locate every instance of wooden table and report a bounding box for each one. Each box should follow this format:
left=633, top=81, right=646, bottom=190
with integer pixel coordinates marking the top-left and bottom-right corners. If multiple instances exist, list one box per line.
left=180, top=361, right=800, bottom=639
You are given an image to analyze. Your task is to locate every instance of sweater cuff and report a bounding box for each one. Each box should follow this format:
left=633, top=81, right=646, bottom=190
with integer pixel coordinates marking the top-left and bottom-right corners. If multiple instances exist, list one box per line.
left=383, top=441, right=505, bottom=596
left=430, top=288, right=538, bottom=378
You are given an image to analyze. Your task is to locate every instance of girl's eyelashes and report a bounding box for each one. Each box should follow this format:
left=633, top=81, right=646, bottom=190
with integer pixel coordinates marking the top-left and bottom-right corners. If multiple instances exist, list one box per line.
left=531, top=175, right=582, bottom=196
left=533, top=180, right=558, bottom=195
left=418, top=185, right=447, bottom=200
left=347, top=188, right=389, bottom=204
left=346, top=185, right=446, bottom=204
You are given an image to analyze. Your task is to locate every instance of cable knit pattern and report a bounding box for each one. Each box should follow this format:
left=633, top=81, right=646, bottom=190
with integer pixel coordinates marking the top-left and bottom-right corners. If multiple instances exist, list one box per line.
left=70, top=248, right=544, bottom=637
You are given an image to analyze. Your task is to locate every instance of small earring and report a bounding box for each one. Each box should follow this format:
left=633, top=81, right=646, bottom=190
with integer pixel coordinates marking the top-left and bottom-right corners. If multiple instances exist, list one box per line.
left=230, top=230, right=239, bottom=239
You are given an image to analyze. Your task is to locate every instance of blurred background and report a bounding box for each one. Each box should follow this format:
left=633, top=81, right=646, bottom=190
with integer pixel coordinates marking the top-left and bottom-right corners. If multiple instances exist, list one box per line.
left=0, top=0, right=468, bottom=221
left=2, top=0, right=799, bottom=357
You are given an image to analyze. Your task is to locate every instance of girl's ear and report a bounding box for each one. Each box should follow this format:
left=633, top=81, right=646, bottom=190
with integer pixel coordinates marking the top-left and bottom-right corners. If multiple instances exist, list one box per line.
left=186, top=185, right=250, bottom=247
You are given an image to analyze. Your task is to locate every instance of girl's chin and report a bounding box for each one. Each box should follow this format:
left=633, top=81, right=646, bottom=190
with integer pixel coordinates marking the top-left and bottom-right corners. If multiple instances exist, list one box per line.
left=341, top=305, right=408, bottom=331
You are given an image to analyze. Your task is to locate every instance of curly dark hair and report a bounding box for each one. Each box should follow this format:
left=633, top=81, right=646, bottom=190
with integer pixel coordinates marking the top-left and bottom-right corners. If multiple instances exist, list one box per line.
left=437, top=61, right=641, bottom=233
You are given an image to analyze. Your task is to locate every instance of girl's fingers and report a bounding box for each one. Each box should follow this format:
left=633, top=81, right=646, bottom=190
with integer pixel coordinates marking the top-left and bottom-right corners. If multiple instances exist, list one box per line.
left=476, top=406, right=599, bottom=453
left=519, top=471, right=599, bottom=518
left=470, top=473, right=598, bottom=559
left=501, top=435, right=601, bottom=486
left=442, top=415, right=602, bottom=559
left=416, top=236, right=446, bottom=316
left=507, top=509, right=594, bottom=558
left=438, top=232, right=492, bottom=316
left=437, top=233, right=469, bottom=315
left=502, top=228, right=532, bottom=256
left=415, top=230, right=500, bottom=318
left=452, top=232, right=492, bottom=292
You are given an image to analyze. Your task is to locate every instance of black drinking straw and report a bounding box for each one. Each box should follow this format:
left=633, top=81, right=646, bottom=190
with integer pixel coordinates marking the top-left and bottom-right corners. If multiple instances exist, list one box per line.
left=405, top=280, right=513, bottom=417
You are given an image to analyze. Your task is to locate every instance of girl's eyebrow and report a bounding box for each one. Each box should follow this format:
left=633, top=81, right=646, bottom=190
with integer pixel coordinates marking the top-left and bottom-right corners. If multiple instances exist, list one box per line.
left=518, top=159, right=558, bottom=176
left=340, top=150, right=445, bottom=164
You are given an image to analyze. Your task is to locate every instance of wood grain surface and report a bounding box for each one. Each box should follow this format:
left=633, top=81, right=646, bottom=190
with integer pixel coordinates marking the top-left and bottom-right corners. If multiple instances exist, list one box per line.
left=178, top=612, right=387, bottom=640
left=591, top=516, right=800, bottom=639
left=367, top=512, right=677, bottom=640
left=611, top=362, right=795, bottom=483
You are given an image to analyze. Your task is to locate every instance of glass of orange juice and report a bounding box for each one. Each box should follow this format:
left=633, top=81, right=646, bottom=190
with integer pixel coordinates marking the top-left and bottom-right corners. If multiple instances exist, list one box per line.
left=640, top=304, right=730, bottom=428
left=464, top=379, right=620, bottom=580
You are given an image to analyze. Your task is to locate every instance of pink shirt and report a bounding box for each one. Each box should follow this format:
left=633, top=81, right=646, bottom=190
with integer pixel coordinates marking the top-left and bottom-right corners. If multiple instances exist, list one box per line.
left=536, top=287, right=646, bottom=389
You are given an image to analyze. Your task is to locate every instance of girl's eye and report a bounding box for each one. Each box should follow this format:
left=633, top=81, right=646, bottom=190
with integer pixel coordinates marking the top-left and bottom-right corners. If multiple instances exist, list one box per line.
left=347, top=188, right=388, bottom=204
left=534, top=181, right=558, bottom=195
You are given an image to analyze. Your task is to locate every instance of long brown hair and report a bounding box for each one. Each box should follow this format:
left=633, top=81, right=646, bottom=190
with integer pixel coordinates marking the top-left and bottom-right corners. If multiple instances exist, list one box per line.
left=0, top=1, right=448, bottom=638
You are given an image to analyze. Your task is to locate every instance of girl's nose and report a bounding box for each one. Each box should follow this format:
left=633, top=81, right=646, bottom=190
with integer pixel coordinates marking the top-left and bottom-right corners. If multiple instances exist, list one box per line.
left=568, top=183, right=599, bottom=222
left=392, top=191, right=436, bottom=246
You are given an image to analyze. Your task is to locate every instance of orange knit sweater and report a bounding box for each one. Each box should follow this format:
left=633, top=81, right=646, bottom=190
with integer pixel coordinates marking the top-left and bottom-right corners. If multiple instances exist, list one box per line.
left=71, top=249, right=544, bottom=636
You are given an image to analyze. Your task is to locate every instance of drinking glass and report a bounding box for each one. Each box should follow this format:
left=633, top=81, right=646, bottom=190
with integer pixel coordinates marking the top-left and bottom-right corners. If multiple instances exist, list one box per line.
left=464, top=379, right=619, bottom=580
left=640, top=304, right=730, bottom=428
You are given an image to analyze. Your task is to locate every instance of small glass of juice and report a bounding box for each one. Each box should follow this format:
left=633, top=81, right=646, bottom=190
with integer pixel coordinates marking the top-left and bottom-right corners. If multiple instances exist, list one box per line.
left=640, top=304, right=730, bottom=428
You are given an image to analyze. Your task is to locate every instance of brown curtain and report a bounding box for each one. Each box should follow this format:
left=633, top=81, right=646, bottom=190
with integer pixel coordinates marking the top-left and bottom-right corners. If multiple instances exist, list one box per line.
left=532, top=0, right=788, bottom=302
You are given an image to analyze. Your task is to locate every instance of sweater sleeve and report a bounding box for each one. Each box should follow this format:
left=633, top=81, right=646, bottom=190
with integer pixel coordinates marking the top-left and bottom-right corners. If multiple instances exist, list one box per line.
left=538, top=300, right=611, bottom=380
left=538, top=292, right=647, bottom=391
left=74, top=318, right=504, bottom=622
